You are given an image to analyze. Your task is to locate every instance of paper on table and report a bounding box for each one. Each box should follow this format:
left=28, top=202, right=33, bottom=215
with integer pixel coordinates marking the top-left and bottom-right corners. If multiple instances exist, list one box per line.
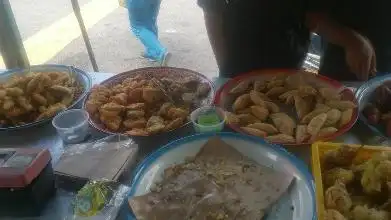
left=54, top=135, right=138, bottom=182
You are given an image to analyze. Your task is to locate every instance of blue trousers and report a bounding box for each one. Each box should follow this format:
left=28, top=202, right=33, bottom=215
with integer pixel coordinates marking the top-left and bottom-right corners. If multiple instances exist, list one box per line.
left=127, top=0, right=166, bottom=60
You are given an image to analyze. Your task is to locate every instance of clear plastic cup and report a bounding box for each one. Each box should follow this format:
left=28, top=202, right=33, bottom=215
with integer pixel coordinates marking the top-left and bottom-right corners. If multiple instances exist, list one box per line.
left=190, top=106, right=226, bottom=133
left=52, top=109, right=89, bottom=144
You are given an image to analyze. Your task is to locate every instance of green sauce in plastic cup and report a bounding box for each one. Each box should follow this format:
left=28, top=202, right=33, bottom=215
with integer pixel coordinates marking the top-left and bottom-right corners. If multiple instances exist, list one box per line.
left=190, top=106, right=225, bottom=133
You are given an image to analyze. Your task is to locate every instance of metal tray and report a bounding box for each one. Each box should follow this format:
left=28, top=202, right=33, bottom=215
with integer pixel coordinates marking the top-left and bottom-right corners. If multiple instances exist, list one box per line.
left=83, top=67, right=215, bottom=137
left=0, top=64, right=91, bottom=131
left=355, top=74, right=391, bottom=137
left=214, top=69, right=359, bottom=146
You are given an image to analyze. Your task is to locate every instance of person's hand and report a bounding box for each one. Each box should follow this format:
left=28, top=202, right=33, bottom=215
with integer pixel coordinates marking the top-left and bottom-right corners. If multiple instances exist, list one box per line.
left=344, top=32, right=377, bottom=80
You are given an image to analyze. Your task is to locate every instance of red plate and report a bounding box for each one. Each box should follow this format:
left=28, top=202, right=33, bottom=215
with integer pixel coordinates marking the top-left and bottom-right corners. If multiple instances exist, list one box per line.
left=214, top=69, right=359, bottom=146
left=83, top=67, right=215, bottom=137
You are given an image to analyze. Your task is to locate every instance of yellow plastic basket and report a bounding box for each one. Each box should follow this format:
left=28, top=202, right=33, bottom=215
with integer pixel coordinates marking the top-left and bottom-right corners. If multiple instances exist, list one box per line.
left=311, top=142, right=391, bottom=220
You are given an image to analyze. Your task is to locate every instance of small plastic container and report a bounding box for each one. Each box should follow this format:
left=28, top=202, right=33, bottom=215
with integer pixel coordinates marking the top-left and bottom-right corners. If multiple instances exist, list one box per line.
left=190, top=106, right=225, bottom=133
left=52, top=109, right=89, bottom=144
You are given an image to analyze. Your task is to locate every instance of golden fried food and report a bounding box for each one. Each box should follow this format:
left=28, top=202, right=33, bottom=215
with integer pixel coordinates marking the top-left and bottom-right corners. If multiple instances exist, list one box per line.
left=100, top=114, right=122, bottom=131
left=324, top=168, right=354, bottom=187
left=100, top=102, right=124, bottom=112
left=225, top=111, right=240, bottom=125
left=265, top=134, right=295, bottom=143
left=223, top=74, right=357, bottom=144
left=266, top=79, right=284, bottom=89
left=126, top=128, right=149, bottom=136
left=325, top=109, right=342, bottom=127
left=60, top=93, right=74, bottom=106
left=295, top=125, right=309, bottom=144
left=325, top=209, right=347, bottom=220
left=307, top=113, right=327, bottom=136
left=250, top=105, right=269, bottom=121
left=16, top=96, right=33, bottom=111
left=237, top=108, right=252, bottom=114
left=168, top=107, right=188, bottom=119
left=326, top=100, right=357, bottom=111
left=264, top=101, right=280, bottom=113
left=128, top=88, right=143, bottom=103
left=26, top=73, right=41, bottom=93
left=86, top=73, right=211, bottom=135
left=247, top=122, right=278, bottom=134
left=111, top=93, right=128, bottom=105
left=339, top=109, right=354, bottom=128
left=0, top=71, right=81, bottom=127
left=319, top=88, right=341, bottom=101
left=265, top=86, right=286, bottom=97
left=2, top=98, right=15, bottom=110
left=232, top=94, right=251, bottom=112
left=318, top=127, right=338, bottom=138
left=50, top=85, right=72, bottom=96
left=294, top=96, right=313, bottom=120
left=249, top=90, right=265, bottom=106
left=352, top=205, right=390, bottom=220
left=32, top=93, right=47, bottom=106
left=165, top=117, right=184, bottom=131
left=126, top=110, right=145, bottom=119
left=0, top=90, right=6, bottom=99
left=6, top=87, right=24, bottom=96
left=298, top=85, right=317, bottom=96
left=127, top=103, right=146, bottom=111
left=301, top=106, right=331, bottom=124
left=253, top=80, right=266, bottom=92
left=123, top=118, right=147, bottom=129
left=241, top=127, right=267, bottom=137
left=36, top=103, right=66, bottom=120
left=237, top=113, right=259, bottom=126
left=324, top=182, right=352, bottom=214
left=229, top=81, right=250, bottom=94
left=323, top=145, right=360, bottom=169
left=270, top=113, right=295, bottom=136
left=142, top=87, right=164, bottom=103
left=279, top=90, right=298, bottom=104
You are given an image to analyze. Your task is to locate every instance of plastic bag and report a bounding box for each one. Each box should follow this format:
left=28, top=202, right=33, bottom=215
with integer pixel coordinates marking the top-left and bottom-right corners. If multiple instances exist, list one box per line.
left=69, top=181, right=130, bottom=220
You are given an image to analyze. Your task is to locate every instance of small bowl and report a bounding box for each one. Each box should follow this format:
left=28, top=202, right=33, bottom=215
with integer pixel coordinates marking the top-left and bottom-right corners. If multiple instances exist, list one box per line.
left=190, top=106, right=225, bottom=133
left=52, top=109, right=89, bottom=144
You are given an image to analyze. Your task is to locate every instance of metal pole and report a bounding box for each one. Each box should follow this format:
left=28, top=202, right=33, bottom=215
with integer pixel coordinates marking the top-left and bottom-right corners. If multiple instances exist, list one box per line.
left=71, top=0, right=99, bottom=72
left=0, top=0, right=29, bottom=69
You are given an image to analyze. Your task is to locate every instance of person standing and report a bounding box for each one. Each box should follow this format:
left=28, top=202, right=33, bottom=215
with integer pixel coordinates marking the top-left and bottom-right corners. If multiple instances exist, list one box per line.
left=319, top=0, right=391, bottom=81
left=197, top=0, right=375, bottom=79
left=127, top=0, right=169, bottom=65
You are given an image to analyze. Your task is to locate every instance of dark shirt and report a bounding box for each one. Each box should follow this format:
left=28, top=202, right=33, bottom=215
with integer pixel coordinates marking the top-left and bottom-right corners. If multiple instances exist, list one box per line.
left=198, top=0, right=320, bottom=77
left=319, top=0, right=391, bottom=81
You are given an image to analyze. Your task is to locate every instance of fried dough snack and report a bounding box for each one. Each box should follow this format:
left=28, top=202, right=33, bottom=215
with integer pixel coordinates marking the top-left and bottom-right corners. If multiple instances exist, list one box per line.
left=224, top=72, right=357, bottom=143
left=85, top=73, right=211, bottom=136
left=322, top=147, right=391, bottom=220
left=0, top=71, right=81, bottom=127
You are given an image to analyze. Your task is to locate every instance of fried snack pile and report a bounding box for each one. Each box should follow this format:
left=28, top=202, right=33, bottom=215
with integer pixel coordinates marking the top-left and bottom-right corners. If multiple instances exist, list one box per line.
left=0, top=71, right=80, bottom=127
left=85, top=73, right=211, bottom=136
left=322, top=145, right=391, bottom=220
left=362, top=82, right=391, bottom=137
left=225, top=73, right=357, bottom=144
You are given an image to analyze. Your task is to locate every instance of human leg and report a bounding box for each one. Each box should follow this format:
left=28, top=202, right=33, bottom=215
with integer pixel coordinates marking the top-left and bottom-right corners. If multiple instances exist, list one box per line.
left=127, top=0, right=166, bottom=61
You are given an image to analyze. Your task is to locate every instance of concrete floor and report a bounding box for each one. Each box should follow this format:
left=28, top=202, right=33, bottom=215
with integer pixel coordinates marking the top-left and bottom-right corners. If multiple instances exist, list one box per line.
left=2, top=0, right=218, bottom=78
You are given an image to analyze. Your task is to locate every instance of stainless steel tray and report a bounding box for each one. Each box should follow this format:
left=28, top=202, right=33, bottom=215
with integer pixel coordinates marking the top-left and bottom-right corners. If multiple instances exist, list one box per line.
left=355, top=74, right=391, bottom=137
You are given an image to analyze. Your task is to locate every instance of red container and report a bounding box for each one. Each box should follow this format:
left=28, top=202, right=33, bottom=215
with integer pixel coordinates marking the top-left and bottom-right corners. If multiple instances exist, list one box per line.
left=0, top=148, right=56, bottom=217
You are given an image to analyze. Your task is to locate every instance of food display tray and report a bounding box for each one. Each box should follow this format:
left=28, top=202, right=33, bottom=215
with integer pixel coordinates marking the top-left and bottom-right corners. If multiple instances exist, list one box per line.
left=355, top=74, right=391, bottom=137
left=0, top=64, right=91, bottom=131
left=214, top=69, right=359, bottom=146
left=83, top=67, right=215, bottom=136
left=311, top=142, right=391, bottom=220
